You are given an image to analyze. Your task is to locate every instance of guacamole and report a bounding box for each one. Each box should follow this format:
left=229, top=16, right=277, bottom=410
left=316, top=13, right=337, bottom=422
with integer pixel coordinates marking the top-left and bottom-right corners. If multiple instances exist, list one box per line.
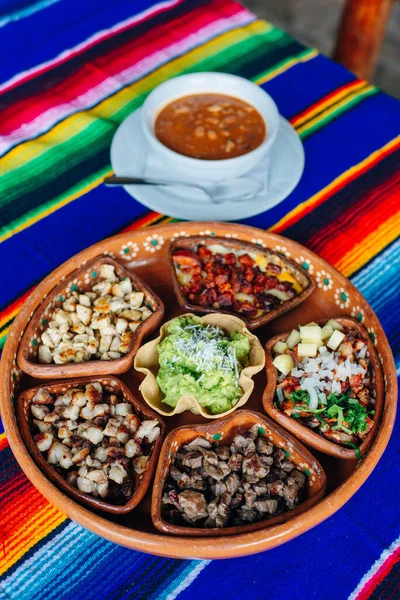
left=156, top=316, right=250, bottom=414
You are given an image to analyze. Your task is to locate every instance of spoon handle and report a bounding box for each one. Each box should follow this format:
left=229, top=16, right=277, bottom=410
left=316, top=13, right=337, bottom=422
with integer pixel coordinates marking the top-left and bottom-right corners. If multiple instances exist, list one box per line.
left=103, top=175, right=203, bottom=190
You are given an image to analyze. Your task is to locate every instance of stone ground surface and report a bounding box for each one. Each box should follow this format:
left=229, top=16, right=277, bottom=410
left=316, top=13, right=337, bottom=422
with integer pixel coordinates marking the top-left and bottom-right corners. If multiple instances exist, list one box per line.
left=243, top=0, right=400, bottom=98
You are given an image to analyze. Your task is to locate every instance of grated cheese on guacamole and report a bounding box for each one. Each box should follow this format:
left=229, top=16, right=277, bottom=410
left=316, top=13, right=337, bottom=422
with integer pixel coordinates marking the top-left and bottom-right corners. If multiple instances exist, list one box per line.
left=156, top=316, right=250, bottom=414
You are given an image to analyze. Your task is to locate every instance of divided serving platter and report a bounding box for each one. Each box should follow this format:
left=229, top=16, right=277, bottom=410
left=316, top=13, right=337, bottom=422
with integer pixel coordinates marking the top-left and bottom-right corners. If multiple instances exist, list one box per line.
left=0, top=222, right=396, bottom=559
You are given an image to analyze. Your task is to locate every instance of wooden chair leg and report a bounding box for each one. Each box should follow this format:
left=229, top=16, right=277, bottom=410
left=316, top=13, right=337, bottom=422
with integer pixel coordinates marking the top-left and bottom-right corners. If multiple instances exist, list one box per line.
left=333, top=0, right=394, bottom=81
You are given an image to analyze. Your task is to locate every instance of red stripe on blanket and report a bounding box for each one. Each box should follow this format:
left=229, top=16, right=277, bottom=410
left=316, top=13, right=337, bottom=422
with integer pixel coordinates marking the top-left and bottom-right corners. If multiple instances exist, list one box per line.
left=0, top=0, right=187, bottom=96
left=305, top=169, right=400, bottom=265
left=356, top=545, right=400, bottom=599
left=272, top=137, right=400, bottom=234
left=0, top=1, right=244, bottom=135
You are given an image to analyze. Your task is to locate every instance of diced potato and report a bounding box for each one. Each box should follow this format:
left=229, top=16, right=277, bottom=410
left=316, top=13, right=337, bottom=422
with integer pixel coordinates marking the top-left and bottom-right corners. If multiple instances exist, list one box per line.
left=110, top=335, right=121, bottom=352
left=234, top=292, right=254, bottom=304
left=100, top=282, right=112, bottom=297
left=54, top=309, right=69, bottom=325
left=129, top=292, right=144, bottom=308
left=91, top=314, right=111, bottom=330
left=109, top=298, right=127, bottom=312
left=99, top=264, right=117, bottom=281
left=325, top=319, right=343, bottom=331
left=273, top=341, right=288, bottom=354
left=320, top=324, right=333, bottom=341
left=326, top=330, right=345, bottom=350
left=119, top=309, right=142, bottom=321
left=119, top=278, right=132, bottom=296
left=47, top=328, right=63, bottom=347
left=58, top=322, right=69, bottom=334
left=41, top=330, right=57, bottom=348
left=79, top=294, right=91, bottom=307
left=297, top=343, right=318, bottom=357
left=111, top=283, right=123, bottom=298
left=63, top=297, right=77, bottom=312
left=76, top=305, right=92, bottom=325
left=140, top=307, right=152, bottom=320
left=267, top=289, right=288, bottom=302
left=299, top=325, right=322, bottom=343
left=272, top=354, right=294, bottom=375
left=120, top=331, right=133, bottom=353
left=116, top=318, right=128, bottom=334
left=99, top=334, right=113, bottom=353
left=286, top=329, right=301, bottom=350
left=98, top=325, right=115, bottom=338
left=38, top=345, right=53, bottom=364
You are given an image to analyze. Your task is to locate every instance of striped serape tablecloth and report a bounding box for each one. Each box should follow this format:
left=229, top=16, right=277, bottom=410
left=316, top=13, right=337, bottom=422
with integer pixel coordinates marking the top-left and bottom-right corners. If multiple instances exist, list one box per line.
left=0, top=1, right=399, bottom=599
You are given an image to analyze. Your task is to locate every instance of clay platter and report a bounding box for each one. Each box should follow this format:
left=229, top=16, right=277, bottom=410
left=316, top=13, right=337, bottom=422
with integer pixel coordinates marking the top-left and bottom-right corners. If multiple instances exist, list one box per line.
left=0, top=222, right=397, bottom=559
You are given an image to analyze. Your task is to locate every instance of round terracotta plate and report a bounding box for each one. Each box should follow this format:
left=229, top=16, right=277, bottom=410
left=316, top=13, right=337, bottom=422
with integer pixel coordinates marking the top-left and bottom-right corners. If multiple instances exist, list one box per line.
left=0, top=222, right=397, bottom=559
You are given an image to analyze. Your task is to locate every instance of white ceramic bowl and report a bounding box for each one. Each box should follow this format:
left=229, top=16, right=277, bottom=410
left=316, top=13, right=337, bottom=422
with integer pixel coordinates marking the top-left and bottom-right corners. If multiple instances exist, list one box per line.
left=141, top=72, right=280, bottom=182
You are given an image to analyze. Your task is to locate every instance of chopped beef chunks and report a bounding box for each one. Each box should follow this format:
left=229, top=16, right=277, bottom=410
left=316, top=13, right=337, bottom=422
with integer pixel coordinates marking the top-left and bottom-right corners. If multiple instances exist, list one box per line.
left=216, top=446, right=230, bottom=461
left=230, top=434, right=256, bottom=456
left=228, top=452, right=243, bottom=472
left=242, top=454, right=270, bottom=479
left=178, top=490, right=208, bottom=520
left=288, top=470, right=306, bottom=488
left=181, top=451, right=203, bottom=470
left=254, top=499, right=278, bottom=514
left=183, top=437, right=212, bottom=451
left=161, top=427, right=307, bottom=529
left=256, top=437, right=273, bottom=455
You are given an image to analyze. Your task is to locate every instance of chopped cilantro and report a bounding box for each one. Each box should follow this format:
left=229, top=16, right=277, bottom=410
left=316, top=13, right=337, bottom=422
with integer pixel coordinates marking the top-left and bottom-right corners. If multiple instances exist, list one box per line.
left=291, top=390, right=310, bottom=404
left=290, top=389, right=370, bottom=435
left=344, top=442, right=361, bottom=459
left=304, top=406, right=326, bottom=414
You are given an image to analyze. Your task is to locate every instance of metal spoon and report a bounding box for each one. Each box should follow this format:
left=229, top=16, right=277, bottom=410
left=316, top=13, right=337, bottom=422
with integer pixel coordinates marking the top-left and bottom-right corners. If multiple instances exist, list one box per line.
left=103, top=175, right=262, bottom=203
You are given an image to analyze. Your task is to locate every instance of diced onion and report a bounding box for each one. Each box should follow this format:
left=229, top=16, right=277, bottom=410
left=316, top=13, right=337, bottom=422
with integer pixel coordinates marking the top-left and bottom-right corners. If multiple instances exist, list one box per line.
left=357, top=344, right=367, bottom=359
left=276, top=387, right=284, bottom=403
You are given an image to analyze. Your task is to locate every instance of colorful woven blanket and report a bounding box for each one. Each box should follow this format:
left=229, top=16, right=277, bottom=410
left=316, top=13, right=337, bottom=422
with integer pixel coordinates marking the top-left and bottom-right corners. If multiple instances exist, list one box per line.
left=0, top=1, right=399, bottom=598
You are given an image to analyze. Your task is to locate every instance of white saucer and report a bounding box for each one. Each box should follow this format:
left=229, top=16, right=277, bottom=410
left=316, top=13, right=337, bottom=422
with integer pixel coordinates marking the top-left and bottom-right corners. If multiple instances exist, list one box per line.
left=110, top=109, right=305, bottom=221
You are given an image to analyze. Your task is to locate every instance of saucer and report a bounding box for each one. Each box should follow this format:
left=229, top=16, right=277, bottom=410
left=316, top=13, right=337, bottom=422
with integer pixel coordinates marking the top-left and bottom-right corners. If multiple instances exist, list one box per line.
left=110, top=109, right=305, bottom=221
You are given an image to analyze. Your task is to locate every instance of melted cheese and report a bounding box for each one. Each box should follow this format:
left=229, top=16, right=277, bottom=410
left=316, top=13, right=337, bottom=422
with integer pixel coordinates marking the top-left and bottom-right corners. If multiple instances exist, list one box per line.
left=278, top=271, right=303, bottom=293
left=254, top=255, right=268, bottom=272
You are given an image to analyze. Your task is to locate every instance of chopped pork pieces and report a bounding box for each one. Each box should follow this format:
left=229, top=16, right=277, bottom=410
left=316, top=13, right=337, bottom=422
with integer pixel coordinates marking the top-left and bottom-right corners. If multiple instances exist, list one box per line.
left=30, top=382, right=161, bottom=504
left=161, top=425, right=306, bottom=528
left=38, top=263, right=153, bottom=364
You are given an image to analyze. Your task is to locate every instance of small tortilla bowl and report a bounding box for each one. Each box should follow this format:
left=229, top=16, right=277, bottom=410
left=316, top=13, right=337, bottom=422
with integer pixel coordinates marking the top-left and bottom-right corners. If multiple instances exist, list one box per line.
left=134, top=313, right=265, bottom=419
left=262, top=317, right=384, bottom=459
